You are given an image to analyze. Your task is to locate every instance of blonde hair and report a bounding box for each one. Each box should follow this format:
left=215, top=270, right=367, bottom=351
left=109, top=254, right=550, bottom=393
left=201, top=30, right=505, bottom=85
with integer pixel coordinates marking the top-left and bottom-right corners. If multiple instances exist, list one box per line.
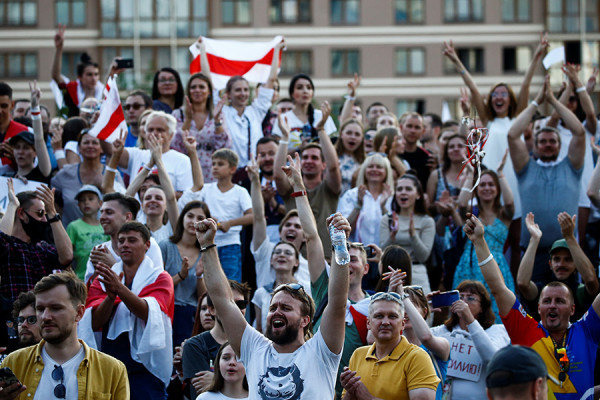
left=356, top=153, right=394, bottom=188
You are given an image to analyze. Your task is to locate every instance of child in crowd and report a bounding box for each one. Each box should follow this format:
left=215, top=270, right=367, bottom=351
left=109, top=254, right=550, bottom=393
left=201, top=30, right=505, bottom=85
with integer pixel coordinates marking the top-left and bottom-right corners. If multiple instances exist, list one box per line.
left=66, top=184, right=109, bottom=280
left=198, top=149, right=252, bottom=282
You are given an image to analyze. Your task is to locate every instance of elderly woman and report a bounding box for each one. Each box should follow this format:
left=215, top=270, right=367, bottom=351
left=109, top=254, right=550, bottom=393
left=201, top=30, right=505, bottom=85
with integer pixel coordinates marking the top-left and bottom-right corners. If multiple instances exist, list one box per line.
left=108, top=111, right=193, bottom=195
left=337, top=153, right=394, bottom=246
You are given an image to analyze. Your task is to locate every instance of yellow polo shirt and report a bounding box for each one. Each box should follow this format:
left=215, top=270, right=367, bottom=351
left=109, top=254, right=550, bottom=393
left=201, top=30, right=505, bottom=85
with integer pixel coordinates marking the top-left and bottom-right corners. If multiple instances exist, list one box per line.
left=1, top=339, right=129, bottom=399
left=344, top=336, right=440, bottom=400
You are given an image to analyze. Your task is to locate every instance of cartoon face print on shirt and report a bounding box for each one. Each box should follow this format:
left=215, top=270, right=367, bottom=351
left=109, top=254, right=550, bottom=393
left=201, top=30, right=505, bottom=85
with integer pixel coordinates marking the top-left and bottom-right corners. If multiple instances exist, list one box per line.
left=258, top=364, right=304, bottom=400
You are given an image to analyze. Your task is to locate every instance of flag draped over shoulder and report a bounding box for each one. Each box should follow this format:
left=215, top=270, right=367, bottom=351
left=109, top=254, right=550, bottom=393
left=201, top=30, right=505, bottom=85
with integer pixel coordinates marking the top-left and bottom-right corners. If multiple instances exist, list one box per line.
left=189, top=36, right=283, bottom=90
left=88, top=76, right=127, bottom=143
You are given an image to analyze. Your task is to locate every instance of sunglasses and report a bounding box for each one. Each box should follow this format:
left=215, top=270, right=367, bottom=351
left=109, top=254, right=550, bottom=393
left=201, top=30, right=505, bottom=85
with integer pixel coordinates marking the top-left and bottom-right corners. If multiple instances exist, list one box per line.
left=235, top=299, right=248, bottom=310
left=27, top=209, right=46, bottom=218
left=371, top=291, right=403, bottom=305
left=16, top=315, right=37, bottom=325
left=405, top=285, right=424, bottom=296
left=273, top=283, right=307, bottom=296
left=52, top=365, right=66, bottom=398
left=124, top=103, right=144, bottom=111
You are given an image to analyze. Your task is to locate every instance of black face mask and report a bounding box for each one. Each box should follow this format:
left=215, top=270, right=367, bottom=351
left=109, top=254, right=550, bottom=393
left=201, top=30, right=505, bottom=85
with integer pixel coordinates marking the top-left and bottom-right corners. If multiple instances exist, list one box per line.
left=21, top=211, right=50, bottom=243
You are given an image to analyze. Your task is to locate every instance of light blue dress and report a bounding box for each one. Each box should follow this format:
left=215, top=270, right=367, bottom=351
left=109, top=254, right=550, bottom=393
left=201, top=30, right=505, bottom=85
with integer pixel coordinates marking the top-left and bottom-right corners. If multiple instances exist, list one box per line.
left=453, top=218, right=515, bottom=323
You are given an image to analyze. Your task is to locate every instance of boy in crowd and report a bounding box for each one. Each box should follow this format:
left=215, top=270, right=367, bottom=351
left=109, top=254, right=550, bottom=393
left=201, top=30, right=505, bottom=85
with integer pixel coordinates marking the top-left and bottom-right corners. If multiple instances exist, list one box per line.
left=67, top=185, right=108, bottom=280
left=198, top=149, right=252, bottom=282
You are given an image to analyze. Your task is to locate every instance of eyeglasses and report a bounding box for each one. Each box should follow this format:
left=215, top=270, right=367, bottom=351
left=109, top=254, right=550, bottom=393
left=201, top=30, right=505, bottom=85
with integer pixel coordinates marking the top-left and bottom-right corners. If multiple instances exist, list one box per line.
left=16, top=315, right=37, bottom=325
left=491, top=92, right=509, bottom=99
left=158, top=78, right=176, bottom=84
left=124, top=103, right=144, bottom=111
left=52, top=365, right=66, bottom=398
left=235, top=299, right=248, bottom=310
left=274, top=283, right=306, bottom=296
left=460, top=293, right=480, bottom=303
left=273, top=249, right=295, bottom=256
left=27, top=209, right=46, bottom=218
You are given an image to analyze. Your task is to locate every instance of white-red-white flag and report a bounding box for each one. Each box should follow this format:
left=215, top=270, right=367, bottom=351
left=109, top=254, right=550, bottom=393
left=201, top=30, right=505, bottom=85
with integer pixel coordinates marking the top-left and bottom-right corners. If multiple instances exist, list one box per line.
left=88, top=76, right=127, bottom=143
left=189, top=36, right=282, bottom=90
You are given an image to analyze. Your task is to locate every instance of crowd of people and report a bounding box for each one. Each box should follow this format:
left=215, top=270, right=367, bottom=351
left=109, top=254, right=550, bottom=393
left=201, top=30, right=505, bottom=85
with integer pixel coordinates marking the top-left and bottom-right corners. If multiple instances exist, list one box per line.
left=0, top=28, right=600, bottom=400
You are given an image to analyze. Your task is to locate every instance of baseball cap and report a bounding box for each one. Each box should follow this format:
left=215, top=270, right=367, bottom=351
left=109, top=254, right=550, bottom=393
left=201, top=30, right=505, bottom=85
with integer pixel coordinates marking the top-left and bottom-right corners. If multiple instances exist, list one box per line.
left=550, top=239, right=569, bottom=255
left=486, top=345, right=548, bottom=389
left=75, top=184, right=102, bottom=201
left=8, top=131, right=34, bottom=146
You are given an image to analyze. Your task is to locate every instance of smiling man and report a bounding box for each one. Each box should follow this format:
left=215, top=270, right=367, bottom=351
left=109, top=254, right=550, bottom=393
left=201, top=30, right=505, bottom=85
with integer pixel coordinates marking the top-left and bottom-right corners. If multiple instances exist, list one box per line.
left=340, top=293, right=439, bottom=400
left=0, top=271, right=129, bottom=400
left=465, top=214, right=600, bottom=400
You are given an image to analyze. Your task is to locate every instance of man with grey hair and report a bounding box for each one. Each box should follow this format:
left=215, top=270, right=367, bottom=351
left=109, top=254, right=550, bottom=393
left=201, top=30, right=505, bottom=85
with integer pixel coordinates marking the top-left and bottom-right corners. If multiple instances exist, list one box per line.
left=103, top=110, right=193, bottom=196
left=340, top=291, right=439, bottom=400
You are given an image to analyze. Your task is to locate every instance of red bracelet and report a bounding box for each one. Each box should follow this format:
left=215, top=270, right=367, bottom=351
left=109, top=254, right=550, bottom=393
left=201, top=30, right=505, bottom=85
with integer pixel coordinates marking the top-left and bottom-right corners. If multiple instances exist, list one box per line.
left=291, top=190, right=307, bottom=198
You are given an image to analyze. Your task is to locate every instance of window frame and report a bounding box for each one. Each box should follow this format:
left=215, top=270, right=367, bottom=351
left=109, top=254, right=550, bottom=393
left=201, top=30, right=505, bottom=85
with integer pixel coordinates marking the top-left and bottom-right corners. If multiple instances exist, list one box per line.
left=331, top=48, right=360, bottom=77
left=280, top=49, right=313, bottom=76
left=501, top=0, right=530, bottom=23
left=395, top=0, right=424, bottom=24
left=222, top=0, right=252, bottom=26
left=395, top=47, right=426, bottom=76
left=270, top=0, right=312, bottom=24
left=0, top=0, right=37, bottom=26
left=444, top=0, right=484, bottom=23
left=55, top=0, right=87, bottom=27
left=330, top=0, right=360, bottom=25
left=444, top=47, right=485, bottom=74
left=0, top=52, right=38, bottom=78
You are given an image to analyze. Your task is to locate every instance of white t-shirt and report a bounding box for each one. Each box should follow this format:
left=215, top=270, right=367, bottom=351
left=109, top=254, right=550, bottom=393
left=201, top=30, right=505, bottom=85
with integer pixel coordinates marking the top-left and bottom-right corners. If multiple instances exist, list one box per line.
left=250, top=238, right=311, bottom=291
left=240, top=327, right=340, bottom=400
left=126, top=147, right=193, bottom=192
left=34, top=344, right=85, bottom=400
left=197, top=392, right=248, bottom=400
left=272, top=108, right=337, bottom=150
left=198, top=183, right=252, bottom=247
left=221, top=87, right=274, bottom=168
left=84, top=237, right=164, bottom=284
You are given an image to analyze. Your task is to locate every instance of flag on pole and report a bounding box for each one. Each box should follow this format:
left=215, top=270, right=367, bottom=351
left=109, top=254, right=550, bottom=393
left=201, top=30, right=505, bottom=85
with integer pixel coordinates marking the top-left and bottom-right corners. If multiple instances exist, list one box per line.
left=189, top=36, right=283, bottom=90
left=88, top=76, right=127, bottom=143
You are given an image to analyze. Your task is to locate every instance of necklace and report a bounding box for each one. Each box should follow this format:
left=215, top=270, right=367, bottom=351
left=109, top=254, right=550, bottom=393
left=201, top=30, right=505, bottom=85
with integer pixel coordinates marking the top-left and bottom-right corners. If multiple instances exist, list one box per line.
left=550, top=330, right=569, bottom=388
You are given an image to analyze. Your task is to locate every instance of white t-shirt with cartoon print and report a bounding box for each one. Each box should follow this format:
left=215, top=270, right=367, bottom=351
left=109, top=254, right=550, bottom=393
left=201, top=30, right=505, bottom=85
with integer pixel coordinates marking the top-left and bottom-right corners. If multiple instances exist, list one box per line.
left=240, top=326, right=340, bottom=400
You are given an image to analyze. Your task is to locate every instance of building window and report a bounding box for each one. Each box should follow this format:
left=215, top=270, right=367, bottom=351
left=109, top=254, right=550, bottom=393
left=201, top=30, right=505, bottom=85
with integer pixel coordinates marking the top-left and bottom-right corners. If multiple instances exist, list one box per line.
left=101, top=0, right=207, bottom=38
left=548, top=0, right=598, bottom=33
left=397, top=99, right=425, bottom=116
left=0, top=53, right=37, bottom=78
left=0, top=1, right=37, bottom=26
left=444, top=0, right=483, bottom=22
left=501, top=0, right=530, bottom=22
left=56, top=0, right=86, bottom=26
left=222, top=0, right=250, bottom=25
left=281, top=50, right=312, bottom=76
left=444, top=48, right=484, bottom=73
left=270, top=0, right=311, bottom=24
left=503, top=46, right=532, bottom=73
left=331, top=49, right=360, bottom=77
left=395, top=0, right=423, bottom=23
left=395, top=48, right=425, bottom=75
left=331, top=0, right=359, bottom=24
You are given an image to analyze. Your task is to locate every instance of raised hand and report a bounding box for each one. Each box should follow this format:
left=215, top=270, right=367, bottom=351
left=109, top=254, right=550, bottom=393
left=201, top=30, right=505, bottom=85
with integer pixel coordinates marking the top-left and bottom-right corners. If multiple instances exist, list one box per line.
left=179, top=256, right=192, bottom=280
left=214, top=95, right=227, bottom=121
left=315, top=101, right=331, bottom=131
left=181, top=130, right=197, bottom=155
left=586, top=67, right=599, bottom=93
left=442, top=40, right=459, bottom=64
left=6, top=179, right=18, bottom=207
left=95, top=261, right=124, bottom=300
left=533, top=32, right=549, bottom=60
left=35, top=185, right=57, bottom=215
left=112, top=129, right=126, bottom=156
left=277, top=113, right=290, bottom=140
left=246, top=152, right=260, bottom=182
left=195, top=218, right=218, bottom=247
left=54, top=24, right=66, bottom=51
left=184, top=95, right=193, bottom=121
left=525, top=212, right=542, bottom=241
left=450, top=299, right=475, bottom=324
left=534, top=75, right=549, bottom=105
left=463, top=213, right=485, bottom=242
left=29, top=81, right=41, bottom=108
left=281, top=153, right=304, bottom=188
left=347, top=73, right=361, bottom=97
left=51, top=127, right=64, bottom=151
left=146, top=132, right=163, bottom=165
left=460, top=87, right=471, bottom=115
left=326, top=212, right=351, bottom=239
left=557, top=211, right=576, bottom=239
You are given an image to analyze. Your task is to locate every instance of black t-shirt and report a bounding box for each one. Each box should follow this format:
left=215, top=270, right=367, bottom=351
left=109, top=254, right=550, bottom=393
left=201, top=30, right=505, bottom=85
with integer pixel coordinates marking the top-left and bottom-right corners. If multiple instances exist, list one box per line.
left=182, top=331, right=223, bottom=398
left=403, top=146, right=431, bottom=189
left=4, top=166, right=51, bottom=185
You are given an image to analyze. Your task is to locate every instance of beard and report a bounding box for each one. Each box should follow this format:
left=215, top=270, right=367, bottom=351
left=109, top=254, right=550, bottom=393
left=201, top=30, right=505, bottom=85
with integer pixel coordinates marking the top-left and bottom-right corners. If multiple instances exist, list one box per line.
left=18, top=330, right=39, bottom=346
left=41, top=323, right=72, bottom=345
left=265, top=318, right=301, bottom=345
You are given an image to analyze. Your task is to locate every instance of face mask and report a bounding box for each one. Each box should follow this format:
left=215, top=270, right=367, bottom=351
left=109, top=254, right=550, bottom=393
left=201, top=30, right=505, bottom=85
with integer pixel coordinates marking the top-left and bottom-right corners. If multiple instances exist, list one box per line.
left=21, top=211, right=50, bottom=243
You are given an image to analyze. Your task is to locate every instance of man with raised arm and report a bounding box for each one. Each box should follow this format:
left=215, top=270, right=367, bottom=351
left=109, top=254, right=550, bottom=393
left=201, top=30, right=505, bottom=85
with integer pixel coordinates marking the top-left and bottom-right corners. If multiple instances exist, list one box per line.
left=508, top=76, right=586, bottom=284
left=464, top=214, right=600, bottom=399
left=195, top=207, right=349, bottom=399
left=517, top=212, right=599, bottom=320
left=274, top=102, right=342, bottom=260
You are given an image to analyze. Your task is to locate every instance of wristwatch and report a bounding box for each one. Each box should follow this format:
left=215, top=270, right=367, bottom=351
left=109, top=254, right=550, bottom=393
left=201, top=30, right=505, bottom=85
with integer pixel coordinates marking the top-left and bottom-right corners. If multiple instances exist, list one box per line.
left=47, top=214, right=62, bottom=224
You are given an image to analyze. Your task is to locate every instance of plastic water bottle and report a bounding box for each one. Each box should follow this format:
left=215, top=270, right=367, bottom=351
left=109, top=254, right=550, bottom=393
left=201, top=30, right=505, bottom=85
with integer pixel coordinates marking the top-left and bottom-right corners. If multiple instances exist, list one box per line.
left=330, top=222, right=350, bottom=265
